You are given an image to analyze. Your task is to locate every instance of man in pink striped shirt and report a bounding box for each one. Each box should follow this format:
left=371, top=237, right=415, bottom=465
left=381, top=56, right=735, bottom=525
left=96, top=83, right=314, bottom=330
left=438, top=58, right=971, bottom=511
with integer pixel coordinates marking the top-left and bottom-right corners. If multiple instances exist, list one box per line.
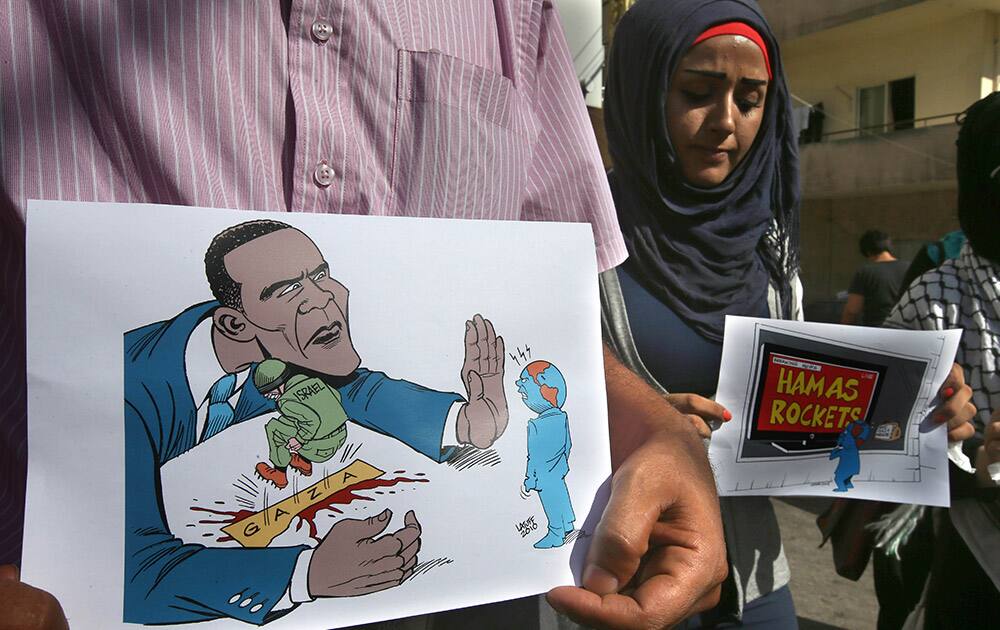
left=0, top=2, right=726, bottom=628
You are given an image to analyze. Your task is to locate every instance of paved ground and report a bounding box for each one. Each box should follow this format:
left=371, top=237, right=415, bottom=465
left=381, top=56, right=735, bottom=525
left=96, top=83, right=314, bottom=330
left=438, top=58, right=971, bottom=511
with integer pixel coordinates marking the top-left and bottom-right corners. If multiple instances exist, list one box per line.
left=772, top=497, right=879, bottom=629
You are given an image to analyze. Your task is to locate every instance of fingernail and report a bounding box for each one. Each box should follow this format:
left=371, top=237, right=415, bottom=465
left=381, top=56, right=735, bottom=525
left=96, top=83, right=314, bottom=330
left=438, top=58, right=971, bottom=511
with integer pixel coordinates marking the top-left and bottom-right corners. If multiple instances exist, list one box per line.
left=378, top=509, right=390, bottom=522
left=582, top=564, right=619, bottom=595
left=723, top=409, right=733, bottom=421
left=943, top=387, right=955, bottom=398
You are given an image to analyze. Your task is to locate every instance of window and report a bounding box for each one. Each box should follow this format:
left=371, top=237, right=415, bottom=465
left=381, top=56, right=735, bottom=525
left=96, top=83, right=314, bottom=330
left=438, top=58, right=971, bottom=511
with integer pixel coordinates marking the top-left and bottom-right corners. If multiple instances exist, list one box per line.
left=889, top=77, right=915, bottom=130
left=857, top=76, right=915, bottom=135
left=858, top=84, right=886, bottom=133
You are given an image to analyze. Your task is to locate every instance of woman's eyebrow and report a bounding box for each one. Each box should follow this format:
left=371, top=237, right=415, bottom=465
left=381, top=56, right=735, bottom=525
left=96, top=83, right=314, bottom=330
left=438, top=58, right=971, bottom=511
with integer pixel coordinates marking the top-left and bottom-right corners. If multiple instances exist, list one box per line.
left=683, top=69, right=726, bottom=79
left=681, top=69, right=768, bottom=86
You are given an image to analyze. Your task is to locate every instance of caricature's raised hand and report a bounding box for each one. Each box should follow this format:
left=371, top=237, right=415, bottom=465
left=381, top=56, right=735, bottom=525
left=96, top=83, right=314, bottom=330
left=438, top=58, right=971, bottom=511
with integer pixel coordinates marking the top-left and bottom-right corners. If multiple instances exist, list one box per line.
left=307, top=509, right=420, bottom=597
left=457, top=314, right=508, bottom=448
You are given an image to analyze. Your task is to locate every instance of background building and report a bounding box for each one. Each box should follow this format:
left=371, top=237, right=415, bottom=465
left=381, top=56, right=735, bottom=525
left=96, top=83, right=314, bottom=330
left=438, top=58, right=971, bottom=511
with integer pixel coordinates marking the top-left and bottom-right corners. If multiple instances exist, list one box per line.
left=759, top=0, right=999, bottom=306
left=588, top=0, right=999, bottom=311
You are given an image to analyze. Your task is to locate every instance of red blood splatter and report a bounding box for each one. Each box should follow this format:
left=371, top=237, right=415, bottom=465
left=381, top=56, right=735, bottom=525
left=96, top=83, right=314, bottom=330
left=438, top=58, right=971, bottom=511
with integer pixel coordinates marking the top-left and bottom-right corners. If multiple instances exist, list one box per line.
left=295, top=476, right=427, bottom=541
left=189, top=476, right=428, bottom=544
left=189, top=506, right=257, bottom=542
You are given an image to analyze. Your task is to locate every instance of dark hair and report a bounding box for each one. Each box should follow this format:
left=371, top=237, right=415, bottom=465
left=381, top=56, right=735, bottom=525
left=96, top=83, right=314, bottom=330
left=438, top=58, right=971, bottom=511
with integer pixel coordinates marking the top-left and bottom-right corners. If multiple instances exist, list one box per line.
left=859, top=230, right=893, bottom=257
left=957, top=91, right=1000, bottom=264
left=205, top=220, right=293, bottom=310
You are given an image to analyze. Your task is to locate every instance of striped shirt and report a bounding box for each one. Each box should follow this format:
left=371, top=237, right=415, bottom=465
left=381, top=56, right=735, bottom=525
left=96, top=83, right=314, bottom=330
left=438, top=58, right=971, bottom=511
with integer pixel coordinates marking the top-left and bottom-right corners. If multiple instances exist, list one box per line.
left=0, top=0, right=626, bottom=565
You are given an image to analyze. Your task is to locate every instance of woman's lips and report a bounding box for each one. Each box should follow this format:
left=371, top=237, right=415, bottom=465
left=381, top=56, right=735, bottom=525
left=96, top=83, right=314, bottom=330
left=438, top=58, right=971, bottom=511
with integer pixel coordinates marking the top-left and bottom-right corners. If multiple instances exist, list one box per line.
left=694, top=146, right=729, bottom=164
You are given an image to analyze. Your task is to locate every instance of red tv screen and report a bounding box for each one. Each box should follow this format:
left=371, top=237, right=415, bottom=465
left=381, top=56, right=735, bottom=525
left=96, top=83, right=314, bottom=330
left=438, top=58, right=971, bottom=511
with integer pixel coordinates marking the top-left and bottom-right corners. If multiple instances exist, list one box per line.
left=752, top=349, right=882, bottom=440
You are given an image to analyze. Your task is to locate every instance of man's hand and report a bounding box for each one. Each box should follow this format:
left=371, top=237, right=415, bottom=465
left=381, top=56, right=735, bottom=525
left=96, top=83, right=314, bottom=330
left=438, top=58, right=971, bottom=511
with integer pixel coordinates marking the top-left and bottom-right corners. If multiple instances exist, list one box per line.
left=664, top=393, right=731, bottom=439
left=457, top=314, right=508, bottom=448
left=839, top=293, right=864, bottom=325
left=546, top=346, right=727, bottom=629
left=934, top=363, right=976, bottom=442
left=0, top=565, right=68, bottom=630
left=287, top=437, right=302, bottom=453
left=307, top=509, right=420, bottom=597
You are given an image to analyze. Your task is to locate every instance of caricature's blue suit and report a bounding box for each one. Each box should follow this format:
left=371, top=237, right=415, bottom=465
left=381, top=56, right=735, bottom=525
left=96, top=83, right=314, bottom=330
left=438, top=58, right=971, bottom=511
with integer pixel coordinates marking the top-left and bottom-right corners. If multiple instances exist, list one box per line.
left=524, top=408, right=575, bottom=543
left=124, top=302, right=462, bottom=625
left=829, top=421, right=871, bottom=492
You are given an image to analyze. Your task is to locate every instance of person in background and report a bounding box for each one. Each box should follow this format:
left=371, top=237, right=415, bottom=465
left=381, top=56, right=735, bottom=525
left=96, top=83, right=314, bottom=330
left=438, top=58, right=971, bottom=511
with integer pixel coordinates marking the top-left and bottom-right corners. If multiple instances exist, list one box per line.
left=1, top=2, right=728, bottom=629
left=879, top=91, right=1000, bottom=629
left=602, top=0, right=800, bottom=627
left=900, top=229, right=966, bottom=293
left=600, top=1, right=974, bottom=628
left=840, top=229, right=909, bottom=326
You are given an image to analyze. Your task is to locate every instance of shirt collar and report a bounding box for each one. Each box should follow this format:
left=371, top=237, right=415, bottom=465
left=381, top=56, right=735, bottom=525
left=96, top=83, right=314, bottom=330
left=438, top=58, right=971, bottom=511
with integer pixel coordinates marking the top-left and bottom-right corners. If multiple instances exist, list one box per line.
left=185, top=315, right=251, bottom=407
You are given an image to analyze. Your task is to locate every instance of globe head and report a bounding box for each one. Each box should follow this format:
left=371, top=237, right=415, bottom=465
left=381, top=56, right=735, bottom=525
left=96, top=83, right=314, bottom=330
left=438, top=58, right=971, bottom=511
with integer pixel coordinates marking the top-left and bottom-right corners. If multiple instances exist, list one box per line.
left=515, top=360, right=567, bottom=413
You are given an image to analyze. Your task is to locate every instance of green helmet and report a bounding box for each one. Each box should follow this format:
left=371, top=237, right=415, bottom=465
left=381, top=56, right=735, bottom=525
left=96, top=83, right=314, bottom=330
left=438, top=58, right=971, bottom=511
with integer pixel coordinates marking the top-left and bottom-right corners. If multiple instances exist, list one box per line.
left=254, top=358, right=290, bottom=394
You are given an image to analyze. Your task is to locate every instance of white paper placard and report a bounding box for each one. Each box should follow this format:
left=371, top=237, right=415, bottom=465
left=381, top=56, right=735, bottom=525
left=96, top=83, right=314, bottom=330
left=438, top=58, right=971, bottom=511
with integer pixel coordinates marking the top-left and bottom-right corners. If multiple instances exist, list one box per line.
left=709, top=316, right=961, bottom=507
left=22, top=200, right=610, bottom=629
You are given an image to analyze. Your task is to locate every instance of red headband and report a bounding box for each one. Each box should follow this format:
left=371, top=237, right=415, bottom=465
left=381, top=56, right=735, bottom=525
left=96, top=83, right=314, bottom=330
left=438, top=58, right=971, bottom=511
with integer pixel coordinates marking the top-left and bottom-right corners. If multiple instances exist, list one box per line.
left=692, top=22, right=772, bottom=80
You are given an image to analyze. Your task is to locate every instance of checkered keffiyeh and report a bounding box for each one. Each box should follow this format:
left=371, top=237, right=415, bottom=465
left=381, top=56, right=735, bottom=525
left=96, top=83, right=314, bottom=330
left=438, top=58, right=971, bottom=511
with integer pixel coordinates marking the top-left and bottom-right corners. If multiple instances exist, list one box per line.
left=885, top=242, right=1000, bottom=433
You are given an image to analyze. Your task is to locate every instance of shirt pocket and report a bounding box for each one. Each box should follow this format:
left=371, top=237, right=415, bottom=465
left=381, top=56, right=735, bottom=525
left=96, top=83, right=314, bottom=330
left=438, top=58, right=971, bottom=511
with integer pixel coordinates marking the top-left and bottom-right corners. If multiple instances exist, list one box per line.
left=389, top=50, right=529, bottom=219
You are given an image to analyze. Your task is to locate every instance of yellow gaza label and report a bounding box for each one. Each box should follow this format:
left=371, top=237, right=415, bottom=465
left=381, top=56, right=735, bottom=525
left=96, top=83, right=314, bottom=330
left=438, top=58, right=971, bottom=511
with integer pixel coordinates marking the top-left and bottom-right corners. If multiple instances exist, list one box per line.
left=223, top=459, right=385, bottom=548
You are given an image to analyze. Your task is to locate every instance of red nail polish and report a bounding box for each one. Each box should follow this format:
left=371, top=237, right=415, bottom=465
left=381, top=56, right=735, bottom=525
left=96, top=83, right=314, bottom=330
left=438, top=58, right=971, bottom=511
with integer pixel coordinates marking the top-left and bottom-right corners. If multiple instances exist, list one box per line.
left=943, top=387, right=955, bottom=398
left=723, top=410, right=733, bottom=421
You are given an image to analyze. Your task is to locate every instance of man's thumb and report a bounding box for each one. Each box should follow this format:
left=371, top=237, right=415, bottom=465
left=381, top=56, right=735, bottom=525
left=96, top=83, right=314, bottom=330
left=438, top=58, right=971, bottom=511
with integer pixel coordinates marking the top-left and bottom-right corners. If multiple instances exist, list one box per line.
left=467, top=371, right=485, bottom=400
left=333, top=508, right=392, bottom=542
left=581, top=476, right=655, bottom=596
left=0, top=564, right=18, bottom=581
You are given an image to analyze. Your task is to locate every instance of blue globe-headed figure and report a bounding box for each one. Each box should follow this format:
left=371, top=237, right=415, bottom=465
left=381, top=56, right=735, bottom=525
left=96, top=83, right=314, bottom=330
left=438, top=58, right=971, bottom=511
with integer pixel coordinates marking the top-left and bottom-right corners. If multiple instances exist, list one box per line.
left=517, top=360, right=574, bottom=548
left=516, top=360, right=567, bottom=412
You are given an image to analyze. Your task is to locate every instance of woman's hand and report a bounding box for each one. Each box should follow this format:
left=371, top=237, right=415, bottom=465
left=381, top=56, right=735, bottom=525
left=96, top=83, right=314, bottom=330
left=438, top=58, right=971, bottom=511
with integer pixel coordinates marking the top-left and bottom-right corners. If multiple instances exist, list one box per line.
left=934, top=363, right=976, bottom=442
left=664, top=393, right=732, bottom=439
left=975, top=409, right=1000, bottom=487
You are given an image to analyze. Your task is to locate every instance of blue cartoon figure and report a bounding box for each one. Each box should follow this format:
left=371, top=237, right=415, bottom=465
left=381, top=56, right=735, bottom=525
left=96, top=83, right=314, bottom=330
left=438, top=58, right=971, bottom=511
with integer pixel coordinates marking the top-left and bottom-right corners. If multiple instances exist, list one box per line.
left=830, top=420, right=871, bottom=492
left=516, top=360, right=575, bottom=549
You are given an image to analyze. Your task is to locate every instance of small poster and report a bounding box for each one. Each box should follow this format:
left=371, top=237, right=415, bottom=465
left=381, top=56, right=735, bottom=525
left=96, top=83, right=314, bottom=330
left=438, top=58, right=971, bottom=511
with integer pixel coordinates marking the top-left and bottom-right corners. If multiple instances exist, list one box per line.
left=709, top=316, right=961, bottom=507
left=21, top=201, right=611, bottom=629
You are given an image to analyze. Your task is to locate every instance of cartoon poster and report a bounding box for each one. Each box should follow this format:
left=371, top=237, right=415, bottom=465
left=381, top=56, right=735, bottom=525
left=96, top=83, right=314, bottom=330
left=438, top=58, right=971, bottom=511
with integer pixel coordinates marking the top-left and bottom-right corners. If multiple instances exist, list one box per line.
left=21, top=201, right=611, bottom=629
left=709, top=317, right=961, bottom=507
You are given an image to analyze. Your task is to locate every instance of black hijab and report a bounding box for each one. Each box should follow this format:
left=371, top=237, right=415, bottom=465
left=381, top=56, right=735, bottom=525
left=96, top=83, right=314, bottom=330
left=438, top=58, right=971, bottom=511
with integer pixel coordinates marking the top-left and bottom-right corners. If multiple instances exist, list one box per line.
left=605, top=0, right=800, bottom=342
left=957, top=91, right=1000, bottom=264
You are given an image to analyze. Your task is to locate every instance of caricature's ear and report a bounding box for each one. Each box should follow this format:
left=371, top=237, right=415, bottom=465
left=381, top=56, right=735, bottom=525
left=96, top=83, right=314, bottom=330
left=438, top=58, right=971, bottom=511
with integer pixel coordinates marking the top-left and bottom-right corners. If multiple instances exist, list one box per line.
left=213, top=307, right=258, bottom=342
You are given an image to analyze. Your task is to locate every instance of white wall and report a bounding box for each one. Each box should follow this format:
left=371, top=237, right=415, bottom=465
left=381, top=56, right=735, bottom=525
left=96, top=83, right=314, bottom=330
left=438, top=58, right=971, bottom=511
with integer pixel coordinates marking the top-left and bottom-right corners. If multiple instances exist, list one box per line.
left=553, top=0, right=604, bottom=108
left=783, top=11, right=995, bottom=137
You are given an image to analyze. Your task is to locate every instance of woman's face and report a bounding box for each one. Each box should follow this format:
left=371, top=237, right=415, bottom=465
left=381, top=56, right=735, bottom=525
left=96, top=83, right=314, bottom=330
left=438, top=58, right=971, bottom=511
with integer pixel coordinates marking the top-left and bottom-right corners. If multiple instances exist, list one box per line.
left=665, top=35, right=769, bottom=188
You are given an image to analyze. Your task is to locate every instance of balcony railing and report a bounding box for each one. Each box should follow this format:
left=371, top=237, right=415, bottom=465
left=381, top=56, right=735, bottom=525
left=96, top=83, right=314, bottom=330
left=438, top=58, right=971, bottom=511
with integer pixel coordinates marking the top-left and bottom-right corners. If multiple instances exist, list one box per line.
left=820, top=112, right=960, bottom=141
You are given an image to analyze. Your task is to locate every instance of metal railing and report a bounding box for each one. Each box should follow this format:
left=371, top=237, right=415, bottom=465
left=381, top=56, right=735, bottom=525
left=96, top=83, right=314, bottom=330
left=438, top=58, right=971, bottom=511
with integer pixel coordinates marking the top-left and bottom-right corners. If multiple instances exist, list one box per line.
left=820, top=112, right=960, bottom=141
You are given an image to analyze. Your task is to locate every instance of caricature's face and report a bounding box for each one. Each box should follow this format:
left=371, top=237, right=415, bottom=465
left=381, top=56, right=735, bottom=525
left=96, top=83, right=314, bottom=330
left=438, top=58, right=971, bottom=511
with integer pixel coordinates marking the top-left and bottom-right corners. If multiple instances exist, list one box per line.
left=665, top=34, right=769, bottom=188
left=219, top=228, right=360, bottom=376
left=837, top=431, right=849, bottom=448
left=516, top=369, right=552, bottom=414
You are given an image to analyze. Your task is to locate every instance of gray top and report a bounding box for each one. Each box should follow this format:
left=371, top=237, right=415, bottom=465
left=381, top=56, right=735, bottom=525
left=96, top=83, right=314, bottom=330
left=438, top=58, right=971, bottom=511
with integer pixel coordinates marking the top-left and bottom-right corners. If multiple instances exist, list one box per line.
left=600, top=267, right=802, bottom=617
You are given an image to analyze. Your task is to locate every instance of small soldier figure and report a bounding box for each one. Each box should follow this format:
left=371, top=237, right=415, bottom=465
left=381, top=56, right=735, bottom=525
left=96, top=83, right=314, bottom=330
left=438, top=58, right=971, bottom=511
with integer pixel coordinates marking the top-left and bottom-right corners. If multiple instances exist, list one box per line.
left=253, top=358, right=349, bottom=489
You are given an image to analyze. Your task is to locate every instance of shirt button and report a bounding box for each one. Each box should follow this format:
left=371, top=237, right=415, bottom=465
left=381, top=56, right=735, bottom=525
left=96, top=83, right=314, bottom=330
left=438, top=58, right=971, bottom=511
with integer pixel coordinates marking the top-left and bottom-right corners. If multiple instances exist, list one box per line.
left=311, top=20, right=333, bottom=43
left=314, top=160, right=335, bottom=188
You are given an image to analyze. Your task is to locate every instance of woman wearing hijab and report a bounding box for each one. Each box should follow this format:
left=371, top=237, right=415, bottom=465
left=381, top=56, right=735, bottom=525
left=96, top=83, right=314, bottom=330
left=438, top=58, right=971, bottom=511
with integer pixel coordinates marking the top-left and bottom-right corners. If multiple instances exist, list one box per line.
left=600, top=1, right=800, bottom=626
left=599, top=1, right=978, bottom=628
